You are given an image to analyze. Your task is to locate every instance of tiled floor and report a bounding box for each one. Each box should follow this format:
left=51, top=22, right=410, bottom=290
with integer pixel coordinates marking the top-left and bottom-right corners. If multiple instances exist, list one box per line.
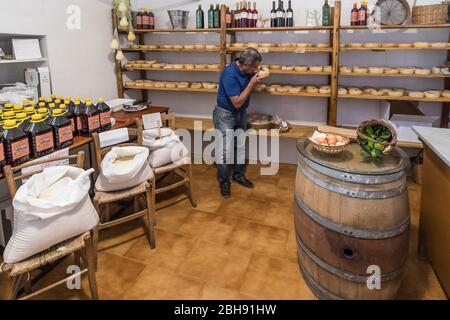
left=1, top=163, right=447, bottom=300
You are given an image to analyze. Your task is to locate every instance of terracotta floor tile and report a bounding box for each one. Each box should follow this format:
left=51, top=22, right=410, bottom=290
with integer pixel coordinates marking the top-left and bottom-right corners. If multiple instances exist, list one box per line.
left=227, top=221, right=289, bottom=258
left=177, top=210, right=238, bottom=244
left=216, top=197, right=269, bottom=223
left=121, top=266, right=204, bottom=300
left=156, top=200, right=193, bottom=233
left=124, top=229, right=197, bottom=272
left=261, top=202, right=295, bottom=231
left=97, top=219, right=147, bottom=256
left=178, top=240, right=252, bottom=290
left=199, top=282, right=252, bottom=300
left=194, top=189, right=225, bottom=214
left=250, top=181, right=293, bottom=203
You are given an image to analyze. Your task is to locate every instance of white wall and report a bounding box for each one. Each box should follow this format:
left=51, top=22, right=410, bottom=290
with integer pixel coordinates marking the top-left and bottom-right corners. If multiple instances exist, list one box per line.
left=0, top=0, right=117, bottom=100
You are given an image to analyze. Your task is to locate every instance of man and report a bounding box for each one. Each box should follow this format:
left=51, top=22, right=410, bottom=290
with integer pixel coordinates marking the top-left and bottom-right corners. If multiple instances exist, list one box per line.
left=213, top=48, right=265, bottom=199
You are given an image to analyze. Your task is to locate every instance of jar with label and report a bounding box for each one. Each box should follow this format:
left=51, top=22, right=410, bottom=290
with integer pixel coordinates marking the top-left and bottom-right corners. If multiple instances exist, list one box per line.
left=25, top=114, right=55, bottom=158
left=80, top=101, right=100, bottom=136
left=48, top=109, right=73, bottom=149
left=97, top=98, right=112, bottom=132
left=2, top=119, right=31, bottom=166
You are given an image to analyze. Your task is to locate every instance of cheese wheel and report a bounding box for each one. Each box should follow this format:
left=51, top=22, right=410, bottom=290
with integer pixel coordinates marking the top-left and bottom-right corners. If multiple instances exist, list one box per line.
left=294, top=66, right=308, bottom=72
left=424, top=90, right=441, bottom=99
left=413, top=42, right=429, bottom=48
left=414, top=68, right=431, bottom=75
left=408, top=91, right=425, bottom=98
left=191, top=83, right=202, bottom=89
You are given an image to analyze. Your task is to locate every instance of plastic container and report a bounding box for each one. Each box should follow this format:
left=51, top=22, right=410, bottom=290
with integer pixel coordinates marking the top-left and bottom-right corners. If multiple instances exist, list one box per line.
left=15, top=113, right=30, bottom=130
left=97, top=98, right=112, bottom=132
left=48, top=109, right=73, bottom=149
left=2, top=119, right=31, bottom=166
left=25, top=114, right=55, bottom=158
left=80, top=101, right=100, bottom=136
left=0, top=134, right=5, bottom=169
left=73, top=101, right=84, bottom=136
left=37, top=107, right=49, bottom=119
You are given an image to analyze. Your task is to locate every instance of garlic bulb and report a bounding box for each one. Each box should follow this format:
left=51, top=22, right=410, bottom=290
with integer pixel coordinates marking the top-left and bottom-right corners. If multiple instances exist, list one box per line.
left=116, top=50, right=125, bottom=61
left=128, top=32, right=136, bottom=41
left=118, top=2, right=127, bottom=12
left=110, top=38, right=120, bottom=50
left=119, top=16, right=129, bottom=27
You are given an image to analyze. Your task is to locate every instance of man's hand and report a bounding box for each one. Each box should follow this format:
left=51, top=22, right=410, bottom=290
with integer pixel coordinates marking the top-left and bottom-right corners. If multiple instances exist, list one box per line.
left=250, top=74, right=262, bottom=87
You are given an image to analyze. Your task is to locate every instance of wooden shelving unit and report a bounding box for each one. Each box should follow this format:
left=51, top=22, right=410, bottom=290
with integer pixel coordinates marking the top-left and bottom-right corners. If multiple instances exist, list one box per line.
left=339, top=72, right=450, bottom=78
left=124, top=85, right=218, bottom=93
left=113, top=0, right=450, bottom=130
left=123, top=67, right=221, bottom=73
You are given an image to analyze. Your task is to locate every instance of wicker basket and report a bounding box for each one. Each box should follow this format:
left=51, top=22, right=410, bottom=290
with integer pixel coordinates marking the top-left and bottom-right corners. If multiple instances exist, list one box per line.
left=412, top=1, right=448, bottom=25
left=357, top=119, right=398, bottom=154
left=308, top=134, right=350, bottom=155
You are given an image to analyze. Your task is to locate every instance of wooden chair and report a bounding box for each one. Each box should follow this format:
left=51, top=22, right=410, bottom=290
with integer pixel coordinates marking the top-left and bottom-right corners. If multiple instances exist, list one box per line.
left=0, top=151, right=98, bottom=300
left=92, top=121, right=156, bottom=260
left=138, top=113, right=197, bottom=210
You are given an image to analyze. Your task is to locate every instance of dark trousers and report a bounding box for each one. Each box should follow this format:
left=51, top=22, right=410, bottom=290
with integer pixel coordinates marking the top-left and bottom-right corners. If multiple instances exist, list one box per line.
left=213, top=106, right=247, bottom=184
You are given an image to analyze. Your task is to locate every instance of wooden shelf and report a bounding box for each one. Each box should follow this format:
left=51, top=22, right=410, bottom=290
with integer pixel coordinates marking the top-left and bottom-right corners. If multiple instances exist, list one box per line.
left=340, top=24, right=450, bottom=30
left=124, top=85, right=218, bottom=93
left=269, top=70, right=332, bottom=76
left=227, top=47, right=333, bottom=53
left=339, top=72, right=450, bottom=78
left=341, top=46, right=450, bottom=52
left=339, top=93, right=450, bottom=103
left=259, top=91, right=331, bottom=98
left=122, top=48, right=220, bottom=53
left=226, top=26, right=333, bottom=32
left=175, top=116, right=316, bottom=140
left=120, top=28, right=220, bottom=33
left=123, top=67, right=221, bottom=73
left=0, top=58, right=47, bottom=64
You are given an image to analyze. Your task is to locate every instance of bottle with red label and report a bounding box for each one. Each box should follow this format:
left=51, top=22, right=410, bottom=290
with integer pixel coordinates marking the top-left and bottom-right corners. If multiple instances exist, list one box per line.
left=25, top=113, right=55, bottom=158
left=351, top=2, right=359, bottom=25
left=64, top=99, right=76, bottom=134
left=48, top=109, right=73, bottom=149
left=96, top=98, right=112, bottom=132
left=2, top=119, right=31, bottom=166
left=136, top=9, right=143, bottom=29
left=142, top=8, right=150, bottom=29
left=73, top=100, right=84, bottom=136
left=80, top=101, right=100, bottom=136
left=148, top=8, right=155, bottom=29
left=358, top=0, right=367, bottom=26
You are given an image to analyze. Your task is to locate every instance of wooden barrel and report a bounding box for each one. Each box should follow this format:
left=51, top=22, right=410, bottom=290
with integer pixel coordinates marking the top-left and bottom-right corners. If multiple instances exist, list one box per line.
left=295, top=139, right=410, bottom=300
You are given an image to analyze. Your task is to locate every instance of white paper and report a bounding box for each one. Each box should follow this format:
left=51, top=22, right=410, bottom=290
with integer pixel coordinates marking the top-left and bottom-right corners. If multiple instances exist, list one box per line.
left=99, top=128, right=129, bottom=148
left=21, top=148, right=70, bottom=183
left=142, top=113, right=162, bottom=130
left=12, top=39, right=42, bottom=60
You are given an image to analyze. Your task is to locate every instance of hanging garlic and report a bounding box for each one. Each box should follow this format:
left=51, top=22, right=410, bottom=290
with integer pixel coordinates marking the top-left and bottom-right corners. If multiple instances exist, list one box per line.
left=127, top=31, right=136, bottom=41
left=118, top=1, right=127, bottom=13
left=116, top=50, right=125, bottom=61
left=110, top=37, right=120, bottom=50
left=119, top=16, right=129, bottom=27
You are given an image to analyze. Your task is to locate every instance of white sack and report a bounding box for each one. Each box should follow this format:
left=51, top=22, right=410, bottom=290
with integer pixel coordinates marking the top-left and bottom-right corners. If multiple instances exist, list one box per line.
left=3, top=166, right=99, bottom=264
left=95, top=146, right=154, bottom=192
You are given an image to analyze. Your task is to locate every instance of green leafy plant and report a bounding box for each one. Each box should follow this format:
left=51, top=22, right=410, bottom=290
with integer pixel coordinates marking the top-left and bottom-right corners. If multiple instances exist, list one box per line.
left=358, top=124, right=392, bottom=159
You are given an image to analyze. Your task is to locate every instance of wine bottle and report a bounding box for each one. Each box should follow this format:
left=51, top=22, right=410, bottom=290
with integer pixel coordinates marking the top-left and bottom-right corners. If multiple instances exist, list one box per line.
left=241, top=1, right=248, bottom=28
left=322, top=0, right=330, bottom=26
left=231, top=5, right=236, bottom=28
left=358, top=0, right=367, bottom=26
left=235, top=3, right=241, bottom=28
left=276, top=0, right=285, bottom=27
left=214, top=4, right=221, bottom=28
left=271, top=1, right=277, bottom=27
left=351, top=2, right=359, bottom=26
left=196, top=5, right=204, bottom=29
left=208, top=4, right=214, bottom=28
left=286, top=0, right=294, bottom=27
left=226, top=6, right=232, bottom=28
left=252, top=2, right=258, bottom=28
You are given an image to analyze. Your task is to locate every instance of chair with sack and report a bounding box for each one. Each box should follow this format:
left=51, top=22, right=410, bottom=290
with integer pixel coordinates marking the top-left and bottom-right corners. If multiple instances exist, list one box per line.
left=0, top=151, right=99, bottom=300
left=92, top=122, right=156, bottom=257
left=138, top=113, right=196, bottom=210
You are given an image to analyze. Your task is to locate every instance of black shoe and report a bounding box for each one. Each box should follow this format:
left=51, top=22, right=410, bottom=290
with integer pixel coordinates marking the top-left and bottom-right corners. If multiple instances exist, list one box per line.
left=220, top=182, right=231, bottom=199
left=232, top=176, right=254, bottom=189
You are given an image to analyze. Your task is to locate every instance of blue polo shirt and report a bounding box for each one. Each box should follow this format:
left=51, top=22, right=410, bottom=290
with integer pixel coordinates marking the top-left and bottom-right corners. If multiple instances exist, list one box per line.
left=217, top=61, right=253, bottom=113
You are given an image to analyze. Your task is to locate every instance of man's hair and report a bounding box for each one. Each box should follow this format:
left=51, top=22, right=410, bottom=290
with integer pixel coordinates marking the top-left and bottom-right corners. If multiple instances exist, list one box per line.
left=237, top=48, right=262, bottom=66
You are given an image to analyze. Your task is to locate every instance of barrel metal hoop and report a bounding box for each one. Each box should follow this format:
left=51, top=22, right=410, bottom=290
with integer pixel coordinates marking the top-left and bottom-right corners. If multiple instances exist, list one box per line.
left=295, top=195, right=410, bottom=239
left=299, top=260, right=343, bottom=300
left=297, top=161, right=407, bottom=199
left=296, top=235, right=404, bottom=283
left=299, top=156, right=406, bottom=185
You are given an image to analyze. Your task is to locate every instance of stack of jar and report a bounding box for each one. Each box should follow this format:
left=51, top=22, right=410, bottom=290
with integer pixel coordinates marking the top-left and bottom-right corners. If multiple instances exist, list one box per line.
left=0, top=96, right=112, bottom=169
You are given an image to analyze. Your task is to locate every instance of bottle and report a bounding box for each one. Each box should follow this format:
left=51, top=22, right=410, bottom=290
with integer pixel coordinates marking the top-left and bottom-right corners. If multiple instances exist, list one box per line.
left=226, top=6, right=232, bottom=28
left=247, top=2, right=253, bottom=28
left=25, top=114, right=55, bottom=158
left=0, top=134, right=5, bottom=169
left=208, top=5, right=214, bottom=28
left=72, top=101, right=84, bottom=136
left=54, top=99, right=62, bottom=107
left=358, top=0, right=367, bottom=26
left=196, top=5, right=205, bottom=29
left=48, top=109, right=73, bottom=149
left=213, top=4, right=221, bottom=28
left=97, top=98, right=112, bottom=132
left=235, top=3, right=241, bottom=28
left=322, top=0, right=331, bottom=26
left=47, top=103, right=57, bottom=120
left=13, top=105, right=24, bottom=114
left=15, top=113, right=30, bottom=130
left=2, top=111, right=15, bottom=121
left=277, top=0, right=285, bottom=28
left=2, top=119, right=30, bottom=166
left=38, top=97, right=46, bottom=105
left=231, top=5, right=236, bottom=28
left=271, top=1, right=277, bottom=27
left=351, top=2, right=359, bottom=26
left=136, top=9, right=143, bottom=29
left=141, top=8, right=148, bottom=29
left=241, top=1, right=248, bottom=28
left=286, top=0, right=294, bottom=27
left=37, top=107, right=49, bottom=120
left=148, top=8, right=155, bottom=29
left=252, top=2, right=258, bottom=28
left=46, top=98, right=53, bottom=107
left=80, top=101, right=100, bottom=136
left=24, top=106, right=35, bottom=118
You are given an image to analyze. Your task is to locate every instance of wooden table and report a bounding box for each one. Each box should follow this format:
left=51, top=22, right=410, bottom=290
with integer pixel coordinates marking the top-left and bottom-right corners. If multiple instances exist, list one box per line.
left=413, top=127, right=450, bottom=298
